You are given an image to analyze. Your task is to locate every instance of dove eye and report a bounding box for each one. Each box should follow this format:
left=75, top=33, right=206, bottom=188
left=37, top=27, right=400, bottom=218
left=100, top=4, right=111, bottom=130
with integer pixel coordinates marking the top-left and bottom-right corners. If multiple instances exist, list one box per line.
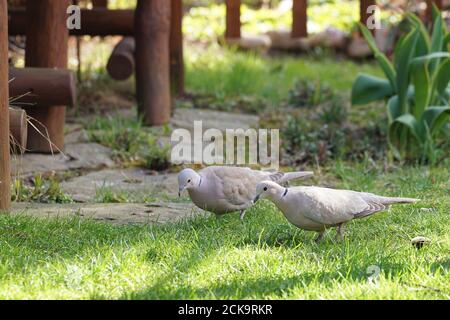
left=187, top=179, right=191, bottom=183
left=263, top=187, right=268, bottom=191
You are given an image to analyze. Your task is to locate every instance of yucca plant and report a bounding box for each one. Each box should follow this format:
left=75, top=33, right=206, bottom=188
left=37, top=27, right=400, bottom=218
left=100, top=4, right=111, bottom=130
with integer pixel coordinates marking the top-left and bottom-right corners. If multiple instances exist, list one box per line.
left=351, top=5, right=450, bottom=163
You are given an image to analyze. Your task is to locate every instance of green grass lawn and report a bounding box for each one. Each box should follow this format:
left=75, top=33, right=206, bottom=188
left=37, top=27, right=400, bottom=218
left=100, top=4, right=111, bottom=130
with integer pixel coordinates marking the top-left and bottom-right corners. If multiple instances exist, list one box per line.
left=1, top=162, right=448, bottom=299
left=186, top=46, right=382, bottom=104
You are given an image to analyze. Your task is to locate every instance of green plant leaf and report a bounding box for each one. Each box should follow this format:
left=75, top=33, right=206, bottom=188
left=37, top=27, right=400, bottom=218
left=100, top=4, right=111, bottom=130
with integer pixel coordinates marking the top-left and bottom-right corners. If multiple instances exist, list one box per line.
left=430, top=6, right=444, bottom=73
left=351, top=74, right=394, bottom=105
left=421, top=106, right=450, bottom=136
left=359, top=23, right=397, bottom=90
left=407, top=13, right=431, bottom=57
left=388, top=113, right=422, bottom=160
left=387, top=95, right=401, bottom=122
left=435, top=58, right=450, bottom=97
left=395, top=29, right=419, bottom=113
left=411, top=60, right=430, bottom=118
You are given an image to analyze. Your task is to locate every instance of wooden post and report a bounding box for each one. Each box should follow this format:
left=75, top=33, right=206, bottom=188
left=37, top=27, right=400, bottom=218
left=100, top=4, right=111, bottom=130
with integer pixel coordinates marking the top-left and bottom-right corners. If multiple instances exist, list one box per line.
left=426, top=0, right=443, bottom=22
left=0, top=0, right=11, bottom=211
left=170, top=0, right=184, bottom=96
left=92, top=0, right=107, bottom=8
left=225, top=0, right=241, bottom=39
left=135, top=0, right=171, bottom=125
left=292, top=0, right=307, bottom=38
left=24, top=0, right=69, bottom=153
left=360, top=0, right=376, bottom=30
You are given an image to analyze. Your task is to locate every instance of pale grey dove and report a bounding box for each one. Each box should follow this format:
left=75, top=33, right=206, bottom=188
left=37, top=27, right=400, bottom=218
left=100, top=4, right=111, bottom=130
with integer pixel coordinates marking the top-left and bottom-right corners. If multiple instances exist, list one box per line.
left=253, top=181, right=419, bottom=242
left=178, top=166, right=313, bottom=219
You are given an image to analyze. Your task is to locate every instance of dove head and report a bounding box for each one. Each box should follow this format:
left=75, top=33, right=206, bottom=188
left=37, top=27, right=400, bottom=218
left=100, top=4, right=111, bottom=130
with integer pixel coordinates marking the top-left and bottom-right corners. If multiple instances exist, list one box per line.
left=254, top=181, right=285, bottom=203
left=178, top=168, right=201, bottom=196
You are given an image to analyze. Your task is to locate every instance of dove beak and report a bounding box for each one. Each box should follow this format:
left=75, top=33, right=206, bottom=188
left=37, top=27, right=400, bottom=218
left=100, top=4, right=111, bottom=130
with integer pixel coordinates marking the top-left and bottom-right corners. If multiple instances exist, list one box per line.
left=178, top=186, right=186, bottom=197
left=253, top=193, right=261, bottom=204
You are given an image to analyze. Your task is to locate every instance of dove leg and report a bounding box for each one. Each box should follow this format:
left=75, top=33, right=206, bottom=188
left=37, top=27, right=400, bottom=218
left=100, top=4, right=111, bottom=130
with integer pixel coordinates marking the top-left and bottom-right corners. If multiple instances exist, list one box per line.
left=314, top=231, right=325, bottom=244
left=336, top=223, right=346, bottom=241
left=239, top=210, right=246, bottom=221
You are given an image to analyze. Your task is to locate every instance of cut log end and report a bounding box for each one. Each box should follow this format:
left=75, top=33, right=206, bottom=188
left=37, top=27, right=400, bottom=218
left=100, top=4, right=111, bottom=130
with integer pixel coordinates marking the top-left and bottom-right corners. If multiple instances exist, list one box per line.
left=9, top=107, right=27, bottom=154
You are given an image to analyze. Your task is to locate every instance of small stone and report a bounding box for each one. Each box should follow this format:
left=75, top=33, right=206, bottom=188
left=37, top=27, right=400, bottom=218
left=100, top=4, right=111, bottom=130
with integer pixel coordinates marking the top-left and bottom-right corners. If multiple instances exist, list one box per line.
left=420, top=208, right=434, bottom=212
left=411, top=236, right=431, bottom=249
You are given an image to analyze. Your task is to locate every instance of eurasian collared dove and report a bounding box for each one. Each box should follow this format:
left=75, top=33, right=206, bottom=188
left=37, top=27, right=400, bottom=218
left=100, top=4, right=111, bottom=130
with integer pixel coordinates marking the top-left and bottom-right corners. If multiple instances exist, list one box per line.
left=178, top=166, right=313, bottom=219
left=253, top=181, right=419, bottom=242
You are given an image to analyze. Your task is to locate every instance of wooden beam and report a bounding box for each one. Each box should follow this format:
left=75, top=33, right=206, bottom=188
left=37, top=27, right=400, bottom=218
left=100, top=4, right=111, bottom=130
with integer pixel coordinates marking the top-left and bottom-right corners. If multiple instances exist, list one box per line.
left=107, top=37, right=135, bottom=81
left=225, top=0, right=241, bottom=39
left=135, top=0, right=171, bottom=125
left=0, top=0, right=11, bottom=211
left=92, top=0, right=107, bottom=8
left=170, top=0, right=184, bottom=96
left=292, top=0, right=307, bottom=38
left=9, top=8, right=134, bottom=36
left=360, top=0, right=376, bottom=30
left=9, top=67, right=76, bottom=107
left=24, top=0, right=69, bottom=153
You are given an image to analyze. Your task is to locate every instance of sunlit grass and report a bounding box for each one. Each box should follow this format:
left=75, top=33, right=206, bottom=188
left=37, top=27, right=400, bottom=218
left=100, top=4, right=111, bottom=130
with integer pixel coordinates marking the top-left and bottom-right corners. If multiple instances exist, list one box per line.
left=1, top=163, right=448, bottom=299
left=186, top=45, right=382, bottom=103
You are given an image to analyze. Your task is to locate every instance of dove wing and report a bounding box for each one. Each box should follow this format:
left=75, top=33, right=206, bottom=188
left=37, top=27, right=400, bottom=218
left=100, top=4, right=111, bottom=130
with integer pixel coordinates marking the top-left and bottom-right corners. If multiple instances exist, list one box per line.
left=205, top=166, right=265, bottom=207
left=294, top=187, right=381, bottom=226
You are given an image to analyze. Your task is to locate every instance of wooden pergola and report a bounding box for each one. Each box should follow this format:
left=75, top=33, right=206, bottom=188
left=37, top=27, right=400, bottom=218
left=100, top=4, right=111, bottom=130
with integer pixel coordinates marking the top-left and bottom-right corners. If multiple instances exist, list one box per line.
left=225, top=0, right=444, bottom=40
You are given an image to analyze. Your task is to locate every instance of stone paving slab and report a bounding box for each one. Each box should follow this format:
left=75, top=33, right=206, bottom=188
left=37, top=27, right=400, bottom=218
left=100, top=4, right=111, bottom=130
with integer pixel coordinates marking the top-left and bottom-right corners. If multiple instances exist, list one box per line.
left=172, top=108, right=260, bottom=132
left=11, top=143, right=115, bottom=178
left=12, top=202, right=201, bottom=225
left=60, top=168, right=179, bottom=203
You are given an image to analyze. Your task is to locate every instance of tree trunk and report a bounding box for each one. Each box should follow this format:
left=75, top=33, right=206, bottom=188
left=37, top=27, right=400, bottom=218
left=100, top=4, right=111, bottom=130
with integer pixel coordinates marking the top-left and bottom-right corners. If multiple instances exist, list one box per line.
left=135, top=0, right=171, bottom=125
left=0, top=0, right=11, bottom=211
left=24, top=0, right=69, bottom=153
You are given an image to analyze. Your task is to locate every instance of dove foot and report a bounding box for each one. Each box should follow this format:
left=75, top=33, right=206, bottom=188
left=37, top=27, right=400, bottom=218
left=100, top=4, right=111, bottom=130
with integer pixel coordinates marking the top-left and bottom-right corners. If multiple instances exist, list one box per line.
left=314, top=232, right=325, bottom=244
left=336, top=223, right=346, bottom=241
left=239, top=210, right=247, bottom=221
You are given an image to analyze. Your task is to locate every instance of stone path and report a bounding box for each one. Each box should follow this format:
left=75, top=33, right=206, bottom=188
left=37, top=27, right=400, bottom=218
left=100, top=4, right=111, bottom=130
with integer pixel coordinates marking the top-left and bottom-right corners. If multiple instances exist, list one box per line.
left=12, top=202, right=201, bottom=225
left=11, top=108, right=260, bottom=225
left=60, top=168, right=178, bottom=203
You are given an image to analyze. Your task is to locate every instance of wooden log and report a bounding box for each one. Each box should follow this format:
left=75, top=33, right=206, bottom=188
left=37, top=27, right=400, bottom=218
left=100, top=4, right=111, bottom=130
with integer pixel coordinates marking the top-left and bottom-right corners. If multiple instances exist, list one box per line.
left=360, top=0, right=376, bottom=30
left=170, top=0, right=184, bottom=96
left=24, top=0, right=69, bottom=153
left=9, top=67, right=76, bottom=107
left=135, top=0, right=171, bottom=125
left=0, top=0, right=11, bottom=211
left=9, top=107, right=27, bottom=154
left=106, top=37, right=135, bottom=81
left=92, top=0, right=107, bottom=8
left=9, top=8, right=134, bottom=36
left=292, top=0, right=307, bottom=38
left=225, top=0, right=241, bottom=39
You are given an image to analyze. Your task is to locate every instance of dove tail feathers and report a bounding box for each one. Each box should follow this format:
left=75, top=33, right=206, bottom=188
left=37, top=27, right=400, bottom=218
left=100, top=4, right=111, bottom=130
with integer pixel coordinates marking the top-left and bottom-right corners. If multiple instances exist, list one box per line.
left=278, top=171, right=314, bottom=183
left=380, top=197, right=420, bottom=204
